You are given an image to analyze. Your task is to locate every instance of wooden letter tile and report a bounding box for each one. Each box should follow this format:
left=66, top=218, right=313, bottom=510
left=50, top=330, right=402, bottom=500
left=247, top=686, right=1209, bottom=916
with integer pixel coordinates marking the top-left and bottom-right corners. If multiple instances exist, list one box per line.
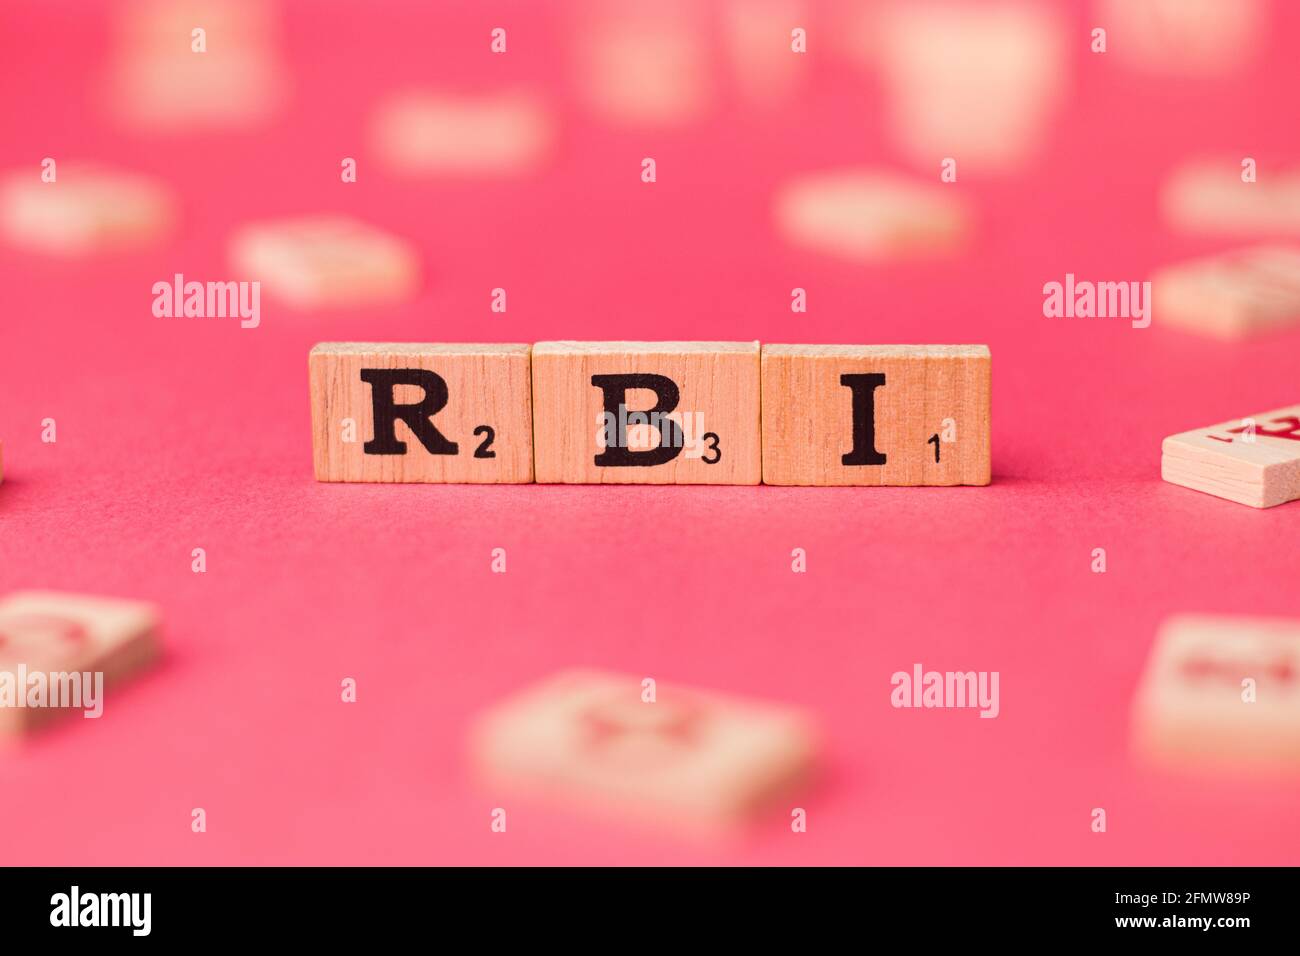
left=371, top=91, right=554, bottom=177
left=1151, top=245, right=1300, bottom=338
left=773, top=168, right=969, bottom=261
left=470, top=670, right=818, bottom=832
left=761, top=345, right=991, bottom=486
left=1133, top=615, right=1300, bottom=771
left=230, top=215, right=419, bottom=310
left=1162, top=159, right=1300, bottom=237
left=531, top=341, right=760, bottom=484
left=1161, top=404, right=1300, bottom=508
left=309, top=343, right=533, bottom=483
left=0, top=591, right=160, bottom=736
left=0, top=163, right=174, bottom=255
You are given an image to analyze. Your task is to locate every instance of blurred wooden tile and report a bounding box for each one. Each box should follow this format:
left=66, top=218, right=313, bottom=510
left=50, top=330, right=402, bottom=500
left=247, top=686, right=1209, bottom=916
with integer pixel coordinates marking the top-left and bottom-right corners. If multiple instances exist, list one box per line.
left=230, top=216, right=419, bottom=310
left=0, top=164, right=174, bottom=255
left=573, top=1, right=712, bottom=127
left=1098, top=0, right=1265, bottom=75
left=1134, top=615, right=1300, bottom=771
left=873, top=3, right=1066, bottom=172
left=774, top=169, right=969, bottom=261
left=471, top=669, right=818, bottom=832
left=1161, top=404, right=1300, bottom=508
left=1162, top=159, right=1300, bottom=237
left=762, top=345, right=991, bottom=486
left=722, top=0, right=808, bottom=106
left=372, top=91, right=554, bottom=177
left=531, top=342, right=760, bottom=485
left=309, top=343, right=533, bottom=483
left=106, top=0, right=287, bottom=130
left=0, top=591, right=160, bottom=736
left=1152, top=246, right=1300, bottom=339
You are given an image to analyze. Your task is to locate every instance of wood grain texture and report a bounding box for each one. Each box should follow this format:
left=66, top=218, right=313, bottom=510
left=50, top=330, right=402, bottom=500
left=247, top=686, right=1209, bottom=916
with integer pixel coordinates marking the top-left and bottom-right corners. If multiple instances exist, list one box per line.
left=1161, top=403, right=1300, bottom=508
left=230, top=216, right=419, bottom=309
left=0, top=590, right=160, bottom=737
left=761, top=344, right=991, bottom=486
left=1151, top=245, right=1300, bottom=338
left=310, top=343, right=533, bottom=483
left=1133, top=615, right=1300, bottom=771
left=531, top=341, right=761, bottom=484
left=470, top=669, right=818, bottom=833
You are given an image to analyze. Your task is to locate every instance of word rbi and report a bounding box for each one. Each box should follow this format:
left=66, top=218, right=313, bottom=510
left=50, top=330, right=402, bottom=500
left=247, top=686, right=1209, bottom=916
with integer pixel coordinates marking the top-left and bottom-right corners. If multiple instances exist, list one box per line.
left=308, top=342, right=992, bottom=486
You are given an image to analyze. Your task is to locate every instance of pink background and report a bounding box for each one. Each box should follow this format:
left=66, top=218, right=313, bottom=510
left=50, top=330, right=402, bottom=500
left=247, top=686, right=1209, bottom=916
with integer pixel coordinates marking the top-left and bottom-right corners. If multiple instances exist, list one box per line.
left=2, top=0, right=1299, bottom=865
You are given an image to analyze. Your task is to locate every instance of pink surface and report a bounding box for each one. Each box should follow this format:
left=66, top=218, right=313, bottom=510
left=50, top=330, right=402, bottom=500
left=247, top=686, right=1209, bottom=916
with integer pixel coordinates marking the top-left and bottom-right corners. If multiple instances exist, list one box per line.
left=2, top=0, right=1299, bottom=865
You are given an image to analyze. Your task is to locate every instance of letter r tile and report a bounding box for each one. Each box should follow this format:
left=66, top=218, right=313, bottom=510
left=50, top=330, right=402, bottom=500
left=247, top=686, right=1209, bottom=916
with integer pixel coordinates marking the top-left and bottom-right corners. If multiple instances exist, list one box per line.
left=309, top=343, right=533, bottom=483
left=531, top=341, right=761, bottom=484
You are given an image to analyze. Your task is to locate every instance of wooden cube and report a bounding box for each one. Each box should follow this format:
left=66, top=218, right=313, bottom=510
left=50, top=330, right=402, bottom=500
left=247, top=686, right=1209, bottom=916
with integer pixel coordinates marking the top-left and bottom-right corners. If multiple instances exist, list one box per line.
left=0, top=164, right=174, bottom=255
left=1097, top=0, right=1264, bottom=75
left=774, top=168, right=969, bottom=261
left=531, top=341, right=760, bottom=484
left=309, top=343, right=533, bottom=483
left=1152, top=245, right=1300, bottom=339
left=1133, top=615, right=1300, bottom=771
left=0, top=591, right=160, bottom=736
left=470, top=669, right=818, bottom=832
left=230, top=216, right=419, bottom=310
left=1162, top=159, right=1300, bottom=237
left=371, top=91, right=554, bottom=177
left=762, top=345, right=991, bottom=486
left=573, top=3, right=712, bottom=127
left=106, top=0, right=288, bottom=130
left=1161, top=404, right=1300, bottom=508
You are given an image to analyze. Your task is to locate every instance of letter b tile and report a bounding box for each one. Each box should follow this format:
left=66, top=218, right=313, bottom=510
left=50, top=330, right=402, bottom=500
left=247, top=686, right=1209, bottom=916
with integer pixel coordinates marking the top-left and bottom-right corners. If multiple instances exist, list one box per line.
left=531, top=341, right=761, bottom=484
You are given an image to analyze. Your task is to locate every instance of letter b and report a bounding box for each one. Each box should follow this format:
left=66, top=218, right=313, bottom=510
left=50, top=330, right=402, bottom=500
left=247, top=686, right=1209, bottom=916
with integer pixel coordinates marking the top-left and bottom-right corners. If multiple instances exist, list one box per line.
left=591, top=374, right=684, bottom=467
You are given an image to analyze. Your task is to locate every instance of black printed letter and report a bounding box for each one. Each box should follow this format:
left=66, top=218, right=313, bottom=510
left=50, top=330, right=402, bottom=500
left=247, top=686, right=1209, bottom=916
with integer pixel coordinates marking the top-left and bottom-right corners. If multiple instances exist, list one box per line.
left=591, top=373, right=684, bottom=467
left=840, top=373, right=886, bottom=466
left=360, top=368, right=459, bottom=456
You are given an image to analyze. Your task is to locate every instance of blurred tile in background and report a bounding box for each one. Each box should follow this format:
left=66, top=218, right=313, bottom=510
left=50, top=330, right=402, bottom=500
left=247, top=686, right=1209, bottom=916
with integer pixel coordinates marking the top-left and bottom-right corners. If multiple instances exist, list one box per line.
left=229, top=215, right=420, bottom=310
left=0, top=591, right=161, bottom=738
left=471, top=669, right=819, bottom=837
left=722, top=0, right=809, bottom=107
left=0, top=163, right=175, bottom=256
left=1151, top=245, right=1300, bottom=338
left=570, top=0, right=713, bottom=127
left=370, top=91, right=555, bottom=178
left=1096, top=0, right=1266, bottom=75
left=1162, top=158, right=1300, bottom=238
left=871, top=1, right=1068, bottom=175
left=774, top=167, right=970, bottom=261
left=104, top=0, right=289, bottom=130
left=1133, top=615, right=1300, bottom=773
